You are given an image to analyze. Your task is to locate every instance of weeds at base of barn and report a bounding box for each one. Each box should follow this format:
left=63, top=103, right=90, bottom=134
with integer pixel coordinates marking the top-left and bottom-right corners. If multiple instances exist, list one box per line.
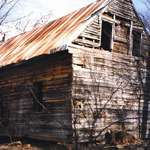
left=0, top=141, right=149, bottom=150
left=0, top=132, right=149, bottom=150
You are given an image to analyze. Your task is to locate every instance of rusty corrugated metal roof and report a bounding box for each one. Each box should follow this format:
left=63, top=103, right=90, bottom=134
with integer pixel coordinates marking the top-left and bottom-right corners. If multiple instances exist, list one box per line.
left=0, top=0, right=110, bottom=67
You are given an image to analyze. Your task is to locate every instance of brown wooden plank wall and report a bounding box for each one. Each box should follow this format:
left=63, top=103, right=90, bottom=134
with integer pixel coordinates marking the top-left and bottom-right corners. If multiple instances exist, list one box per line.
left=0, top=51, right=73, bottom=143
left=68, top=44, right=147, bottom=141
left=113, top=16, right=130, bottom=54
left=72, top=15, right=101, bottom=49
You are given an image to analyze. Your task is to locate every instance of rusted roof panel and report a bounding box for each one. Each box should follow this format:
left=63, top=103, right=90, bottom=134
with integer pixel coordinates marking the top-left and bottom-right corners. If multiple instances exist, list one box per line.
left=0, top=0, right=110, bottom=67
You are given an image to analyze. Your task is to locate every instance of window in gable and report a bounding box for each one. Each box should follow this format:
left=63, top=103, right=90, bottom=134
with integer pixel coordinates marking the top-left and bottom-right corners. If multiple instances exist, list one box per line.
left=132, top=30, right=141, bottom=57
left=100, top=20, right=112, bottom=51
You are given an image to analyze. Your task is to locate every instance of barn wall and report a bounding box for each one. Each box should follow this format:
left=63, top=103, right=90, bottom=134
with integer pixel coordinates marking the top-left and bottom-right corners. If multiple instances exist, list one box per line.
left=69, top=4, right=149, bottom=140
left=0, top=51, right=73, bottom=143
left=68, top=44, right=148, bottom=141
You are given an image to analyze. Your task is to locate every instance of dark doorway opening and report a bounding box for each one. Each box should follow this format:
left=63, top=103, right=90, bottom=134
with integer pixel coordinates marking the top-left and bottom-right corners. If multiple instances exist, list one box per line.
left=101, top=20, right=112, bottom=51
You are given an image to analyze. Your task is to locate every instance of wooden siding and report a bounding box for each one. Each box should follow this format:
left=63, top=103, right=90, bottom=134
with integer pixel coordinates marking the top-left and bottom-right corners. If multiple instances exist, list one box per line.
left=113, top=16, right=130, bottom=54
left=72, top=15, right=101, bottom=49
left=68, top=44, right=148, bottom=141
left=69, top=1, right=150, bottom=139
left=0, top=51, right=73, bottom=143
left=108, top=0, right=142, bottom=27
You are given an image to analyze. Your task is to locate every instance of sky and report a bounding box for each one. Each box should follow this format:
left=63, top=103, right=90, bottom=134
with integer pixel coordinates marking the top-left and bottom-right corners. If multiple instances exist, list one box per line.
left=11, top=0, right=147, bottom=21
left=1, top=0, right=148, bottom=39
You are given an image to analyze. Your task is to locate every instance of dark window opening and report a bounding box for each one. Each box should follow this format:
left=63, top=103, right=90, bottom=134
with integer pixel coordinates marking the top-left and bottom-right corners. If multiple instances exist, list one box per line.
left=101, top=20, right=112, bottom=51
left=33, top=81, right=43, bottom=112
left=132, top=31, right=141, bottom=57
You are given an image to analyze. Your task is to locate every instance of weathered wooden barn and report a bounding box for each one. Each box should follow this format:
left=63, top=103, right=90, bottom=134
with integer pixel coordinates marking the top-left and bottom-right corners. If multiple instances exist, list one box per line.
left=0, top=0, right=149, bottom=144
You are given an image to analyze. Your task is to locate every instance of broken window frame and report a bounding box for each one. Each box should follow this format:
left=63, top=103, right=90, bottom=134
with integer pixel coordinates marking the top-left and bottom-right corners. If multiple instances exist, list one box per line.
left=100, top=17, right=114, bottom=52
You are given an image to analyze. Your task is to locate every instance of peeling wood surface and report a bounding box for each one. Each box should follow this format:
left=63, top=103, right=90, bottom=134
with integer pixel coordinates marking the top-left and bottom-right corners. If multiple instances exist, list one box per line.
left=69, top=44, right=149, bottom=141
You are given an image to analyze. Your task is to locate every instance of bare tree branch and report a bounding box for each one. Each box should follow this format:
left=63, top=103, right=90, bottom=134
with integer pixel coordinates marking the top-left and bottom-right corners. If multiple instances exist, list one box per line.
left=140, top=0, right=150, bottom=33
left=0, top=0, right=20, bottom=25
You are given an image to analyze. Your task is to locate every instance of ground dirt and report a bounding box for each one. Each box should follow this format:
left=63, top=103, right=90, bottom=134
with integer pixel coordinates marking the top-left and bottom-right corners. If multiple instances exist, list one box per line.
left=0, top=141, right=149, bottom=150
left=0, top=136, right=149, bottom=150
